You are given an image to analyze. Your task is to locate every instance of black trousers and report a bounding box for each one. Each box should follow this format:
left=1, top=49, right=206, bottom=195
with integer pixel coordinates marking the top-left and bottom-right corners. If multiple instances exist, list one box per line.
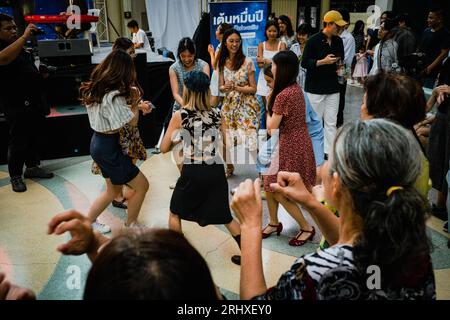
left=5, top=108, right=44, bottom=178
left=336, top=82, right=347, bottom=128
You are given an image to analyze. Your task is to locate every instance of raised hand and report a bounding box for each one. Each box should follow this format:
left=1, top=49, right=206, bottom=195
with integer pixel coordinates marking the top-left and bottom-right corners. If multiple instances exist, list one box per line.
left=47, top=210, right=96, bottom=255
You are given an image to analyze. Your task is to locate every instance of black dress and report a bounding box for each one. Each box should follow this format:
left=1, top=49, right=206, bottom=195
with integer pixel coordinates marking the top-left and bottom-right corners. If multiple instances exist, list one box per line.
left=170, top=108, right=233, bottom=226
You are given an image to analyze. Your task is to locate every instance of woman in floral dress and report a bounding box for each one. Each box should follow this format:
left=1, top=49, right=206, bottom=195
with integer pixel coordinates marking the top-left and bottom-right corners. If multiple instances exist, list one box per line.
left=218, top=29, right=260, bottom=177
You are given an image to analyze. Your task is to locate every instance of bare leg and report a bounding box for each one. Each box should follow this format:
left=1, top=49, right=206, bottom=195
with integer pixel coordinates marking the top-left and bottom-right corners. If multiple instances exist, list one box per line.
left=124, top=172, right=149, bottom=225
left=169, top=212, right=182, bottom=232
left=88, top=178, right=122, bottom=222
left=114, top=187, right=125, bottom=202
left=263, top=192, right=280, bottom=234
left=274, top=193, right=313, bottom=241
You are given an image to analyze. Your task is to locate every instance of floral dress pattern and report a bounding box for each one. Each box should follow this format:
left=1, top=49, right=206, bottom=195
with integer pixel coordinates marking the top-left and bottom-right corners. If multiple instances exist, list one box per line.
left=221, top=58, right=260, bottom=149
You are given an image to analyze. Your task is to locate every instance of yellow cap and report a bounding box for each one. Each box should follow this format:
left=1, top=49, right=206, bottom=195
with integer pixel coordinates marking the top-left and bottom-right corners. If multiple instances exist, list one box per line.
left=323, top=10, right=348, bottom=27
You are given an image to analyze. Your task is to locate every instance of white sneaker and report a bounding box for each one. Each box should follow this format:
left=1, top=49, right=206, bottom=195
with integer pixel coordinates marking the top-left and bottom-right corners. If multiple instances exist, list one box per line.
left=92, top=221, right=111, bottom=234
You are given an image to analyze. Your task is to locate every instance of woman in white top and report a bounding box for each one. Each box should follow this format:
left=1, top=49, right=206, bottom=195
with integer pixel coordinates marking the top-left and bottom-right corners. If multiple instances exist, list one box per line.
left=208, top=23, right=233, bottom=107
left=80, top=50, right=150, bottom=229
left=257, top=21, right=287, bottom=129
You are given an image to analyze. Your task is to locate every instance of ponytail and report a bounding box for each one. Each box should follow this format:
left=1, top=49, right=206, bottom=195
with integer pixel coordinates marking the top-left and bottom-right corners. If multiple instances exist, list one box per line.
left=352, top=186, right=431, bottom=287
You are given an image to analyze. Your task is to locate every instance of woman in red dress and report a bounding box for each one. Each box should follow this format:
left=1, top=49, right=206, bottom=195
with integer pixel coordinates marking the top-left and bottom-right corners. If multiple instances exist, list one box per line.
left=262, top=51, right=317, bottom=246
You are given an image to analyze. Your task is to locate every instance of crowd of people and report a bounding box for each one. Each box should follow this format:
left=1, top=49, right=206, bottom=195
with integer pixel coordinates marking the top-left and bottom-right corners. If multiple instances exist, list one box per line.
left=1, top=5, right=450, bottom=300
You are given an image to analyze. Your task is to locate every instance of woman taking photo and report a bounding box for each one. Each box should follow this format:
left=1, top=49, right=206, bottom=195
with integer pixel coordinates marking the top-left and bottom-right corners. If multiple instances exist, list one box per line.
left=232, top=119, right=435, bottom=300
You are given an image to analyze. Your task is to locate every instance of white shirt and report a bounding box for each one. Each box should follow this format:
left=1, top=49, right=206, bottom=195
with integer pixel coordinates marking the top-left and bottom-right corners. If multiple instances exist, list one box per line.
left=132, top=29, right=151, bottom=50
left=340, top=29, right=356, bottom=68
left=86, top=91, right=134, bottom=133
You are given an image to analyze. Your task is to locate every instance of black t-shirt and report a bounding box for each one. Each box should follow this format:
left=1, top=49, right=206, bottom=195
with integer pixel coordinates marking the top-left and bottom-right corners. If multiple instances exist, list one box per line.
left=301, top=31, right=345, bottom=94
left=420, top=27, right=450, bottom=77
left=0, top=40, right=44, bottom=113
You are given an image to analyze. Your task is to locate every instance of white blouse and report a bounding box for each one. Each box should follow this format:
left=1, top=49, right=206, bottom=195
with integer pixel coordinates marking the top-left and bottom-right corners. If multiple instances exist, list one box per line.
left=86, top=90, right=134, bottom=133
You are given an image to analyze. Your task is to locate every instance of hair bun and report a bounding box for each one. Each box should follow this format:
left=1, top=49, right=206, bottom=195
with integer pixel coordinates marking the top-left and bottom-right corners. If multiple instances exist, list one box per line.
left=184, top=71, right=210, bottom=93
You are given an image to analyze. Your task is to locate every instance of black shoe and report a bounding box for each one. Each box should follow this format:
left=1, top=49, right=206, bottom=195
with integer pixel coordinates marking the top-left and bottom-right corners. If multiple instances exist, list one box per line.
left=231, top=255, right=241, bottom=265
left=24, top=167, right=54, bottom=179
left=112, top=199, right=127, bottom=209
left=11, top=177, right=27, bottom=192
left=431, top=204, right=448, bottom=220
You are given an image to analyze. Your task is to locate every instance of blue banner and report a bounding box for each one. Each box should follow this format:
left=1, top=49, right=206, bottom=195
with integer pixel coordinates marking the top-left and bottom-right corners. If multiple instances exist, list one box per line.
left=209, top=1, right=268, bottom=75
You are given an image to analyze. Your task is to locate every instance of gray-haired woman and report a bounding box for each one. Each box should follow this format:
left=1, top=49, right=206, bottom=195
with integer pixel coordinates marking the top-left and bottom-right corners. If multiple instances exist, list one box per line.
left=231, top=119, right=435, bottom=300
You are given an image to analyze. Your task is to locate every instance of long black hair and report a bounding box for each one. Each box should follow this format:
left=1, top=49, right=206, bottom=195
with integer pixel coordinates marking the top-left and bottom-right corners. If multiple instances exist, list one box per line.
left=278, top=15, right=294, bottom=37
left=218, top=28, right=246, bottom=72
left=267, top=51, right=299, bottom=115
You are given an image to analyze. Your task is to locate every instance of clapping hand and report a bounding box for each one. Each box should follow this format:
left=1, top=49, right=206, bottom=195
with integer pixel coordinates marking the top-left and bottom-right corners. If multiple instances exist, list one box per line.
left=269, top=171, right=314, bottom=205
left=47, top=210, right=96, bottom=255
left=139, top=101, right=153, bottom=115
left=230, top=179, right=263, bottom=228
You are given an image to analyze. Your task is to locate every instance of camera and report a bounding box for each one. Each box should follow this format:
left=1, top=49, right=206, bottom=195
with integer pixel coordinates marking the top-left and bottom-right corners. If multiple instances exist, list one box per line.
left=31, top=28, right=45, bottom=36
left=39, top=63, right=57, bottom=75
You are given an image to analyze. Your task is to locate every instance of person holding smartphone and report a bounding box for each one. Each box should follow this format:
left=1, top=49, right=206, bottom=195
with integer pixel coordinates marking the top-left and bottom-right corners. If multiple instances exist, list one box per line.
left=301, top=11, right=345, bottom=159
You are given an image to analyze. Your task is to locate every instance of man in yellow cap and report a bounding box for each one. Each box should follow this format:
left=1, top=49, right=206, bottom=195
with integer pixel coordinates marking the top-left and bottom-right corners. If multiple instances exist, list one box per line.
left=301, top=10, right=345, bottom=160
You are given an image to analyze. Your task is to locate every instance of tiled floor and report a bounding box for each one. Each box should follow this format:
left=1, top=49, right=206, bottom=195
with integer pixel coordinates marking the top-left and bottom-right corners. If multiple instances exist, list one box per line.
left=0, top=84, right=449, bottom=300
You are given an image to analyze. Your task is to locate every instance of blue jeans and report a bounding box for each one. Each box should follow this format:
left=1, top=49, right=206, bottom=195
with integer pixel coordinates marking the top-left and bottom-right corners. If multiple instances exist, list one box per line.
left=256, top=133, right=279, bottom=174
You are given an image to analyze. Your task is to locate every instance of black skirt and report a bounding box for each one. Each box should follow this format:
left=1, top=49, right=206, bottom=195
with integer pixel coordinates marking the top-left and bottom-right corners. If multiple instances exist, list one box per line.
left=90, top=132, right=140, bottom=185
left=170, top=163, right=233, bottom=226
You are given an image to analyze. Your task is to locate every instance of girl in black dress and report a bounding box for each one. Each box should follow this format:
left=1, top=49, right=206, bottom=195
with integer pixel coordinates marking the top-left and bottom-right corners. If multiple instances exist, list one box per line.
left=161, top=71, right=242, bottom=265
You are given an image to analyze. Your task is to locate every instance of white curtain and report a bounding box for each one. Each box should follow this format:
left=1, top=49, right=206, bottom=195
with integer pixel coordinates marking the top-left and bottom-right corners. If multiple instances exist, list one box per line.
left=146, top=0, right=201, bottom=54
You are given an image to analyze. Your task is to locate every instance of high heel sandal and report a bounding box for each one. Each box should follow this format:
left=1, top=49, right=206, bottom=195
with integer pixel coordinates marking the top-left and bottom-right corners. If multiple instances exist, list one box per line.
left=288, top=226, right=315, bottom=247
left=262, top=223, right=283, bottom=239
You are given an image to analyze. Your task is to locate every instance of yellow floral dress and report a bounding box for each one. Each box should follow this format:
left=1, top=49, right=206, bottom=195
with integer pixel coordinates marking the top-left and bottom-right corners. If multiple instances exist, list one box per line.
left=221, top=58, right=260, bottom=149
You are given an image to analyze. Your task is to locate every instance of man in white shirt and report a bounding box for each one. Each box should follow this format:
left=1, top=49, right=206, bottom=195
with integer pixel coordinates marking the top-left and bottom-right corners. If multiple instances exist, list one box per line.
left=127, top=20, right=151, bottom=50
left=337, top=9, right=355, bottom=128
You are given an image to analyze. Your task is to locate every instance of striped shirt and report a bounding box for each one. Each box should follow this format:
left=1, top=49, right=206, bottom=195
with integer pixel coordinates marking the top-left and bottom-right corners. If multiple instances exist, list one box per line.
left=86, top=90, right=135, bottom=133
left=254, top=244, right=436, bottom=300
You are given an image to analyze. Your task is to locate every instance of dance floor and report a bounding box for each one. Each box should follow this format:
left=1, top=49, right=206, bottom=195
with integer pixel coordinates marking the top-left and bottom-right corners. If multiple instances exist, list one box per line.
left=0, top=85, right=449, bottom=300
